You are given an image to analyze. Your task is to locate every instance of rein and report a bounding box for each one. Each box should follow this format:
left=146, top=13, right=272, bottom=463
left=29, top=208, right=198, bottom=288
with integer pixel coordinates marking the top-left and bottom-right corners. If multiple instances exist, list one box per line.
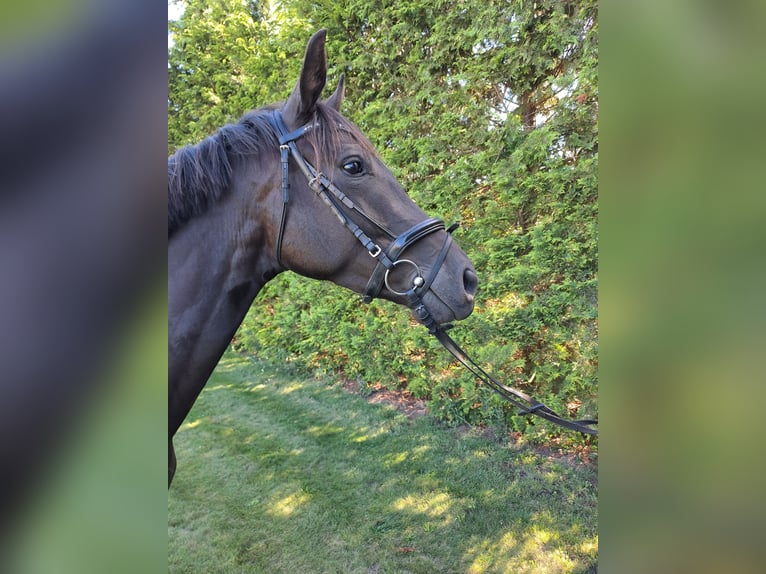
left=268, top=110, right=598, bottom=437
left=412, top=306, right=598, bottom=436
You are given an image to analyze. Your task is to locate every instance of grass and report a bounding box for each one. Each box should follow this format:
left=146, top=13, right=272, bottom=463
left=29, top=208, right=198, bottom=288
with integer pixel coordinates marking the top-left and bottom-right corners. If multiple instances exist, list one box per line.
left=168, top=352, right=597, bottom=573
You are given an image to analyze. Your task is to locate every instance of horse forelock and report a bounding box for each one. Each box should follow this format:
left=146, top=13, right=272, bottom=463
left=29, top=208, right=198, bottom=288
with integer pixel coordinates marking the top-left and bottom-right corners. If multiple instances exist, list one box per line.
left=307, top=104, right=378, bottom=179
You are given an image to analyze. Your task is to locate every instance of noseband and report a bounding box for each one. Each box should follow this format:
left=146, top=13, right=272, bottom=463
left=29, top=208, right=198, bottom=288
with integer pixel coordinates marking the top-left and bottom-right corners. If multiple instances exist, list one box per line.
left=268, top=110, right=454, bottom=330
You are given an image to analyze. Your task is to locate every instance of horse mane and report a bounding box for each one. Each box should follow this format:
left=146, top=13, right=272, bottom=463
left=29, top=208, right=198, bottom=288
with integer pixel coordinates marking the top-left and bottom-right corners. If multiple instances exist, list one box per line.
left=168, top=107, right=277, bottom=236
left=168, top=103, right=378, bottom=236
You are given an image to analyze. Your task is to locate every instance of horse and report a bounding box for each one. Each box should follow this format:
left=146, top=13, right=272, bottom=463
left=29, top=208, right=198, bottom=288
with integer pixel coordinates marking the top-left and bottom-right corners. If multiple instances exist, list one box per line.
left=168, top=30, right=478, bottom=485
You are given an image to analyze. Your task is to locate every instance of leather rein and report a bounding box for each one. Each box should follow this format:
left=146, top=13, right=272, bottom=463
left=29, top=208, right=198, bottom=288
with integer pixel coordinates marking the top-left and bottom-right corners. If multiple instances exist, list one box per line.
left=268, top=110, right=598, bottom=437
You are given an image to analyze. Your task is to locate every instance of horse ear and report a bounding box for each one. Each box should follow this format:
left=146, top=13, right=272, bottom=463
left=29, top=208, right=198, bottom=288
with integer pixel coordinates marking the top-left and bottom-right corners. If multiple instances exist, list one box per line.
left=282, top=30, right=327, bottom=128
left=325, top=73, right=345, bottom=111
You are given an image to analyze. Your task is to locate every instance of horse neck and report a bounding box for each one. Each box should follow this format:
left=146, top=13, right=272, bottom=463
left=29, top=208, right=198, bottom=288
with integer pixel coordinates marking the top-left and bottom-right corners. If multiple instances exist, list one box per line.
left=168, top=162, right=281, bottom=434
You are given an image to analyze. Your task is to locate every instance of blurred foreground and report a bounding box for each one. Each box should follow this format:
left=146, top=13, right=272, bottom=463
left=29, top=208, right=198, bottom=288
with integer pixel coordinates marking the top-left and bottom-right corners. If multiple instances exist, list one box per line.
left=1, top=2, right=167, bottom=572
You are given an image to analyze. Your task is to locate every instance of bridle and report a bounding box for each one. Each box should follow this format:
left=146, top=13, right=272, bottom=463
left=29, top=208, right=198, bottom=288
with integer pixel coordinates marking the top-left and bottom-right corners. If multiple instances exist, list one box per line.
left=269, top=110, right=454, bottom=318
left=268, top=110, right=598, bottom=437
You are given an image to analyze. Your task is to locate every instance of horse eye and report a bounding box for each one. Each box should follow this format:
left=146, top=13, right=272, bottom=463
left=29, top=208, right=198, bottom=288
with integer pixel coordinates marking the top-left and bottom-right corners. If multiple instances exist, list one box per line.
left=341, top=158, right=364, bottom=176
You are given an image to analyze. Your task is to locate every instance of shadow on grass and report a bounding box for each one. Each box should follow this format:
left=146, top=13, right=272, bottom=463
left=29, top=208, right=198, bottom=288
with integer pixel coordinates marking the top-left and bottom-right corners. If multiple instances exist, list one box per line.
left=169, top=353, right=597, bottom=574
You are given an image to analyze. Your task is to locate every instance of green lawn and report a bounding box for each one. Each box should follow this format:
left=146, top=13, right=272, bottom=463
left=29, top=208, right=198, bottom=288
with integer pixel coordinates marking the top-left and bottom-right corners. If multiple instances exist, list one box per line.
left=168, top=353, right=597, bottom=573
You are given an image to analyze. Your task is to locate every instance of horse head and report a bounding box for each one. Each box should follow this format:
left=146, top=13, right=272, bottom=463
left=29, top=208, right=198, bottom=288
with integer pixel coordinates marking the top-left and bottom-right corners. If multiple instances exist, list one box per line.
left=269, top=30, right=477, bottom=325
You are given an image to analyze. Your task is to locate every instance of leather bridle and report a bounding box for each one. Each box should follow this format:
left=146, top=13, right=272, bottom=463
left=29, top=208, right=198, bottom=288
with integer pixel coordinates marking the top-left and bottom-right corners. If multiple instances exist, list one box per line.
left=269, top=110, right=454, bottom=316
left=268, top=110, right=598, bottom=436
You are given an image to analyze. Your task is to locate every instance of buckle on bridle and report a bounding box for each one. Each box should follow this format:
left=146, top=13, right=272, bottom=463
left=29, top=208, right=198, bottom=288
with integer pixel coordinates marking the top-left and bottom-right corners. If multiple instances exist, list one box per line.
left=368, top=244, right=382, bottom=258
left=308, top=173, right=323, bottom=191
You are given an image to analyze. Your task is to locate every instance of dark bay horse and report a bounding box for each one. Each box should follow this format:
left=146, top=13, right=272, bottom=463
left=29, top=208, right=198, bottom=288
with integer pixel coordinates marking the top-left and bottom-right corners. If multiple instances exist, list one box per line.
left=168, top=30, right=478, bottom=484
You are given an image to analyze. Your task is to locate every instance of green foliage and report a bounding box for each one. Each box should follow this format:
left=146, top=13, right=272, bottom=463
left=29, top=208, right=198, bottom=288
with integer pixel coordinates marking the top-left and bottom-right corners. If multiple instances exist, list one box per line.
left=168, top=0, right=313, bottom=151
left=169, top=0, right=598, bottom=446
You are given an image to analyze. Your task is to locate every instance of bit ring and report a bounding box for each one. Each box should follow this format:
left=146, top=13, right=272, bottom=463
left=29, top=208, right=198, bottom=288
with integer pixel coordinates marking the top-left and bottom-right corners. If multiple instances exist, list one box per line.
left=384, top=259, right=425, bottom=295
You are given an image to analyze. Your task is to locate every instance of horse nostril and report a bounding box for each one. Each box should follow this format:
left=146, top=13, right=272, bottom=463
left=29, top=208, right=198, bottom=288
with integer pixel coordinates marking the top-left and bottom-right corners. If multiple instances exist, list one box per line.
left=463, top=268, right=478, bottom=299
